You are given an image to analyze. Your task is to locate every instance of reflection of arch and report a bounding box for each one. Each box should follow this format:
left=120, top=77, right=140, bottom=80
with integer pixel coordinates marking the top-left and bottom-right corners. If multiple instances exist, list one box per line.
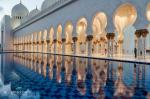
left=147, top=3, right=150, bottom=22
left=114, top=3, right=137, bottom=56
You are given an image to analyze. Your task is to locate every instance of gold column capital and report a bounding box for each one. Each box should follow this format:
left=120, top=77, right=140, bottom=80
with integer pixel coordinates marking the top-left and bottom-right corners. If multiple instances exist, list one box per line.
left=73, top=37, right=78, bottom=42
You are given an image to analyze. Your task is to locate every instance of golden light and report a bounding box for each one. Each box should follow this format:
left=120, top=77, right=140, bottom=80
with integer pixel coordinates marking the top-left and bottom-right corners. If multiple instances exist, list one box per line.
left=114, top=3, right=137, bottom=36
left=92, top=12, right=107, bottom=36
left=65, top=21, right=73, bottom=43
left=147, top=3, right=150, bottom=22
left=76, top=17, right=87, bottom=35
left=57, top=24, right=62, bottom=41
left=43, top=30, right=47, bottom=41
left=50, top=27, right=54, bottom=42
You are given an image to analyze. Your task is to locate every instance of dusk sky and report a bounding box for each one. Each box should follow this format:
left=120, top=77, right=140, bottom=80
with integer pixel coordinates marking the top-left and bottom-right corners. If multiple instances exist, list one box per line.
left=0, top=0, right=44, bottom=21
left=0, top=0, right=44, bottom=42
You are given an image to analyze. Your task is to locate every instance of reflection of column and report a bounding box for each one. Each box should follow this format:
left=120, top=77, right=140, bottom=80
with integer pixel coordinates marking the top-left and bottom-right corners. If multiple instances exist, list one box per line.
left=62, top=38, right=66, bottom=54
left=73, top=37, right=78, bottom=55
left=86, top=35, right=93, bottom=56
left=106, top=33, right=115, bottom=57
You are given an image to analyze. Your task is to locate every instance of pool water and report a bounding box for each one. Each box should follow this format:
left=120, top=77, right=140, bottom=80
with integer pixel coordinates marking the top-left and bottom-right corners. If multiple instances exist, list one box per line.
left=0, top=53, right=150, bottom=99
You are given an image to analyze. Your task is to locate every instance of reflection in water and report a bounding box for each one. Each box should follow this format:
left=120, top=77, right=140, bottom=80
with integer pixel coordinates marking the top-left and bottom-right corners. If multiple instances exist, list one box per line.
left=0, top=53, right=150, bottom=98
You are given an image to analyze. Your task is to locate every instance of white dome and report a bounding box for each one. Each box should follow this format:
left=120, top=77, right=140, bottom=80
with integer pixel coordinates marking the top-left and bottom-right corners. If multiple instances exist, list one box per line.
left=41, top=0, right=58, bottom=10
left=11, top=3, right=29, bottom=17
left=29, top=8, right=40, bottom=18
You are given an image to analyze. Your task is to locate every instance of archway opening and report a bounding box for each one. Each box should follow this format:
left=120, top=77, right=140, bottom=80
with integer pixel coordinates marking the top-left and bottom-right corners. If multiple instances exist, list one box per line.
left=92, top=12, right=107, bottom=56
left=146, top=3, right=150, bottom=51
left=114, top=3, right=137, bottom=56
left=57, top=24, right=62, bottom=54
left=76, top=17, right=87, bottom=54
left=38, top=31, right=42, bottom=53
left=49, top=27, right=54, bottom=53
left=65, top=21, right=73, bottom=54
left=42, top=30, right=47, bottom=53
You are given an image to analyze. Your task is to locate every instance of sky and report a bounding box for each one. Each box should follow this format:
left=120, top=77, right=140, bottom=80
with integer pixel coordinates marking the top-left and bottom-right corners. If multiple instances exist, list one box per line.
left=0, top=0, right=44, bottom=21
left=0, top=0, right=44, bottom=43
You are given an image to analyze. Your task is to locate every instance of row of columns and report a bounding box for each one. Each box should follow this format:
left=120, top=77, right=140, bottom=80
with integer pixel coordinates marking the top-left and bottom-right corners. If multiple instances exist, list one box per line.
left=13, top=29, right=149, bottom=58
left=13, top=34, right=115, bottom=57
left=135, top=29, right=149, bottom=59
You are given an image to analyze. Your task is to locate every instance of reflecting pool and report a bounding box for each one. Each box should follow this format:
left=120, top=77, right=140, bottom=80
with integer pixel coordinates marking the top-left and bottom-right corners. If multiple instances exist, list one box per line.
left=0, top=53, right=150, bottom=99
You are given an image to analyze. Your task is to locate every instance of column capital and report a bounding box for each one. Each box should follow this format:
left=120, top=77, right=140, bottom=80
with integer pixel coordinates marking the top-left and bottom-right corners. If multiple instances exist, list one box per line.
left=41, top=41, right=44, bottom=44
left=135, top=29, right=149, bottom=38
left=73, top=37, right=78, bottom=42
left=54, top=39, right=57, bottom=43
left=46, top=39, right=50, bottom=43
left=62, top=38, right=66, bottom=42
left=86, top=35, right=93, bottom=41
left=106, top=33, right=115, bottom=40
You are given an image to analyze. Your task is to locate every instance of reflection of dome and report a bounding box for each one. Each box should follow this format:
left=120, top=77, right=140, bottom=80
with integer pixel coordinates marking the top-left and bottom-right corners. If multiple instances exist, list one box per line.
left=41, top=0, right=58, bottom=10
left=11, top=3, right=29, bottom=17
left=29, top=8, right=40, bottom=18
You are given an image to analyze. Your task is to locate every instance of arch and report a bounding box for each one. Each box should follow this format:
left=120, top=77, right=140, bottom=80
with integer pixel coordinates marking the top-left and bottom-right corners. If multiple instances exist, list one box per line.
left=56, top=24, right=63, bottom=54
left=43, top=29, right=47, bottom=42
left=76, top=17, right=87, bottom=43
left=38, top=31, right=42, bottom=52
left=146, top=3, right=150, bottom=50
left=92, top=12, right=107, bottom=37
left=92, top=12, right=107, bottom=55
left=42, top=30, right=48, bottom=53
left=114, top=3, right=137, bottom=39
left=49, top=27, right=54, bottom=43
left=57, top=24, right=62, bottom=42
left=147, top=3, right=150, bottom=22
left=65, top=21, right=73, bottom=54
left=65, top=21, right=73, bottom=43
left=38, top=31, right=42, bottom=43
left=113, top=3, right=137, bottom=56
left=76, top=17, right=88, bottom=54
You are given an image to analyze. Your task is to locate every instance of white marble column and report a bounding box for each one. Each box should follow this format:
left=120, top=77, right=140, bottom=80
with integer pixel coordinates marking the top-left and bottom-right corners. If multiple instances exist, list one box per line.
left=73, top=37, right=77, bottom=55
left=106, top=33, right=115, bottom=57
left=54, top=40, right=57, bottom=54
left=62, top=38, right=66, bottom=54
left=87, top=35, right=93, bottom=56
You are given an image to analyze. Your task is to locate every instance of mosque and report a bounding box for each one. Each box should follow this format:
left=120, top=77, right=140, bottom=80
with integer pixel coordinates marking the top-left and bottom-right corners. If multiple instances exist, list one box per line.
left=1, top=0, right=150, bottom=59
